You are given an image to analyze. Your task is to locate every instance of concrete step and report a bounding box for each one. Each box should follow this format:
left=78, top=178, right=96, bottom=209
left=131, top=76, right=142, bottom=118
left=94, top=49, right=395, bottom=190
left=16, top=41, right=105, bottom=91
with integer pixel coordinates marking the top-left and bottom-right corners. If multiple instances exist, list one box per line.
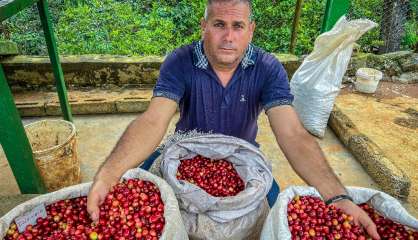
left=13, top=88, right=153, bottom=117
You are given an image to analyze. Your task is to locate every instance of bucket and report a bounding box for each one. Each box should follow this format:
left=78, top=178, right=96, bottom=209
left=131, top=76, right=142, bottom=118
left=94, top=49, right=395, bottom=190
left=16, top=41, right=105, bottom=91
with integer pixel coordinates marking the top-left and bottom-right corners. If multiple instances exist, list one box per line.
left=24, top=120, right=80, bottom=192
left=355, top=68, right=383, bottom=93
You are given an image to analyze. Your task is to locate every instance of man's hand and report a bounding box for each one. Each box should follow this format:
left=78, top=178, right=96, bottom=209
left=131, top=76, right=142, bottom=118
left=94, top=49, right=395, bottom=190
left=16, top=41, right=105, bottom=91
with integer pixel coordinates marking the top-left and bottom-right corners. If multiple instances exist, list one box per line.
left=87, top=175, right=118, bottom=222
left=86, top=97, right=177, bottom=222
left=333, top=200, right=381, bottom=240
left=267, top=106, right=380, bottom=238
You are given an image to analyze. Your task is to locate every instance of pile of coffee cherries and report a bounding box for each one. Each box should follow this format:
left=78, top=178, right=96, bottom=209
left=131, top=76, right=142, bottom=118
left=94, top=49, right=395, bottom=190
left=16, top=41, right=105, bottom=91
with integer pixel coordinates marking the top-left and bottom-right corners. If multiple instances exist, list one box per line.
left=359, top=203, right=418, bottom=240
left=4, top=179, right=165, bottom=240
left=176, top=155, right=245, bottom=197
left=287, top=195, right=417, bottom=240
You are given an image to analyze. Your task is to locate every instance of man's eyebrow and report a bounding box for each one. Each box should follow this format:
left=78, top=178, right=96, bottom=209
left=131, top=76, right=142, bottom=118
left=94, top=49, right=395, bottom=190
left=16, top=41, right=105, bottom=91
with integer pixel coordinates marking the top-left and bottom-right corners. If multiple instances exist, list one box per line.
left=212, top=19, right=246, bottom=25
left=232, top=21, right=246, bottom=25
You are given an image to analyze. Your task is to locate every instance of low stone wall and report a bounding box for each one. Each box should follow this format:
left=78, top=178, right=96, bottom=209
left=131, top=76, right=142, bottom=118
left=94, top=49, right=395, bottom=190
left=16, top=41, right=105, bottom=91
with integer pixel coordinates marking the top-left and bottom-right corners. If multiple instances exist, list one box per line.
left=1, top=55, right=162, bottom=90
left=346, top=51, right=418, bottom=83
left=1, top=50, right=416, bottom=90
left=0, top=54, right=301, bottom=91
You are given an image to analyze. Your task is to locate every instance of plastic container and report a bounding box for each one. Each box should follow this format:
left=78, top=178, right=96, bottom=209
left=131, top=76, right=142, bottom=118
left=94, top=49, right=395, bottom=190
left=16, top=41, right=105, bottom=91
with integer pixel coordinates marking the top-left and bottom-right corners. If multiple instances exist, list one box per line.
left=24, top=120, right=80, bottom=192
left=355, top=67, right=383, bottom=93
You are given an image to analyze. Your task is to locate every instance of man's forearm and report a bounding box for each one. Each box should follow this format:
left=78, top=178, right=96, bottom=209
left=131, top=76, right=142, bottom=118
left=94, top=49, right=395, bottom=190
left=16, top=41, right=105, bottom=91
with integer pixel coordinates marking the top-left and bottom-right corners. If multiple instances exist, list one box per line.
left=95, top=112, right=170, bottom=182
left=267, top=106, right=347, bottom=200
left=277, top=132, right=347, bottom=200
left=265, top=107, right=379, bottom=239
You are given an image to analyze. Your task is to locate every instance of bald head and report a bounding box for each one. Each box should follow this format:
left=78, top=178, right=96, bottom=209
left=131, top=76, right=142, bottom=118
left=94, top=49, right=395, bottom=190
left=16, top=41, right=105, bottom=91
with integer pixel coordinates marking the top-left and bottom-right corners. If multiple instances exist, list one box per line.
left=204, top=0, right=253, bottom=22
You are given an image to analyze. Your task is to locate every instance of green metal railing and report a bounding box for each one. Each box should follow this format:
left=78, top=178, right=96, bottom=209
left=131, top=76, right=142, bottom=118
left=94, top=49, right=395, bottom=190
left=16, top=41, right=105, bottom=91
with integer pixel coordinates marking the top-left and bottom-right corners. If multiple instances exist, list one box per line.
left=321, top=0, right=350, bottom=33
left=0, top=0, right=73, bottom=193
left=290, top=0, right=350, bottom=53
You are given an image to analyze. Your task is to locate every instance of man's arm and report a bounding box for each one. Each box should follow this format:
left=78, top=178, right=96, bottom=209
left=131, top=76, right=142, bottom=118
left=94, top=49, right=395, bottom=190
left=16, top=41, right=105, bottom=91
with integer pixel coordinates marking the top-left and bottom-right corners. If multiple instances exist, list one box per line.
left=87, top=97, right=177, bottom=221
left=267, top=105, right=345, bottom=199
left=267, top=105, right=380, bottom=240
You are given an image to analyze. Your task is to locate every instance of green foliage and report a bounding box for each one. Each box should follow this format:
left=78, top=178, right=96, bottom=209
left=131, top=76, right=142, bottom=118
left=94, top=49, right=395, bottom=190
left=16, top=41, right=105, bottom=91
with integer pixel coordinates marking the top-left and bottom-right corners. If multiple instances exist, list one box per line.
left=57, top=0, right=178, bottom=55
left=0, top=0, right=416, bottom=55
left=403, top=0, right=418, bottom=50
left=402, top=20, right=418, bottom=50
left=0, top=0, right=65, bottom=55
left=349, top=0, right=384, bottom=52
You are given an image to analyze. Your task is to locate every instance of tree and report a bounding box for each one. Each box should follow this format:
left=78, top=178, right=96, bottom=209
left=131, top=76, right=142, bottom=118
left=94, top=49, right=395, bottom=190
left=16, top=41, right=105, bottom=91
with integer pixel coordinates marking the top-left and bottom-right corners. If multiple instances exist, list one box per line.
left=379, top=0, right=409, bottom=53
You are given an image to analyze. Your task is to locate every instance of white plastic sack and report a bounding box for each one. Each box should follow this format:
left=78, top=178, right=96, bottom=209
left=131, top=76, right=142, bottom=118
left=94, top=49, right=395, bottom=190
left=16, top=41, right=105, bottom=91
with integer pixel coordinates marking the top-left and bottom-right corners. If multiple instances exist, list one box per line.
left=160, top=134, right=273, bottom=240
left=260, top=186, right=418, bottom=240
left=290, top=16, right=377, bottom=137
left=0, top=168, right=188, bottom=240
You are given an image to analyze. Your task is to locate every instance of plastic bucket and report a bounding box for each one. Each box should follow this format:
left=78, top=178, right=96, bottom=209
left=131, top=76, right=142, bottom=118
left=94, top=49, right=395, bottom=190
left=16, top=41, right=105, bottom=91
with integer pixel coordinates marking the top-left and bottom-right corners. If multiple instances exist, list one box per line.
left=355, top=68, right=383, bottom=93
left=24, top=120, right=80, bottom=192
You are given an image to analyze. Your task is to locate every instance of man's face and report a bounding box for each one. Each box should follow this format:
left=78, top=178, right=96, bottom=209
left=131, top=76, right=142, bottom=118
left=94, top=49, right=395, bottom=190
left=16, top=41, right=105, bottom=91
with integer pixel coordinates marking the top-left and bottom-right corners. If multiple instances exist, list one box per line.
left=201, top=1, right=255, bottom=69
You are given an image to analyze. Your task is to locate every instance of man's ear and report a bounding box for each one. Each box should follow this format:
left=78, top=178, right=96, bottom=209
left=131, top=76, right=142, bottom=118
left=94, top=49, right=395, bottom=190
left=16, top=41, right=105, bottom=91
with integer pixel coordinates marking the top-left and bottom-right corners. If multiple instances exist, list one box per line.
left=249, top=21, right=256, bottom=41
left=200, top=18, right=207, bottom=35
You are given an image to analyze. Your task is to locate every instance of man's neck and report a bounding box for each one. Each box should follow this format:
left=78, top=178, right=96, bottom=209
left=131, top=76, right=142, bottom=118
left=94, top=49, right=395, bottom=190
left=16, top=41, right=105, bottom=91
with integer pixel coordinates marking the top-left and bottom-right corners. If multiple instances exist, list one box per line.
left=210, top=61, right=239, bottom=87
left=203, top=46, right=243, bottom=87
left=211, top=61, right=239, bottom=74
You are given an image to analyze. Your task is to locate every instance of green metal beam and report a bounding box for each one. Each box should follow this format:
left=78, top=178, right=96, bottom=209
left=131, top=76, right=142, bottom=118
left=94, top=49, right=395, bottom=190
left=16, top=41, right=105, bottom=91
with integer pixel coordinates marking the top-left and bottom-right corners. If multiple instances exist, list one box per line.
left=0, top=0, right=38, bottom=21
left=321, top=0, right=350, bottom=33
left=37, top=0, right=73, bottom=122
left=0, top=0, right=73, bottom=193
left=0, top=65, right=47, bottom=194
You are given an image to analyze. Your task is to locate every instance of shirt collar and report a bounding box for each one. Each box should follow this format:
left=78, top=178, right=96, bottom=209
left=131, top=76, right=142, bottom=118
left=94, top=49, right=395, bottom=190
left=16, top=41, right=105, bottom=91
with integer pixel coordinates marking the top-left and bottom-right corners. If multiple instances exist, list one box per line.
left=193, top=40, right=256, bottom=70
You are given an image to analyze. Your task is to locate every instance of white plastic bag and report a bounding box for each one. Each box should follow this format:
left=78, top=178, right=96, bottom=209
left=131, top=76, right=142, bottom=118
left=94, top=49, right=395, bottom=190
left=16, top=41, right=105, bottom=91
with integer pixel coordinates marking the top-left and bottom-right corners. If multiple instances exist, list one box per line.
left=160, top=134, right=273, bottom=240
left=290, top=16, right=377, bottom=137
left=0, top=168, right=189, bottom=240
left=260, top=186, right=418, bottom=240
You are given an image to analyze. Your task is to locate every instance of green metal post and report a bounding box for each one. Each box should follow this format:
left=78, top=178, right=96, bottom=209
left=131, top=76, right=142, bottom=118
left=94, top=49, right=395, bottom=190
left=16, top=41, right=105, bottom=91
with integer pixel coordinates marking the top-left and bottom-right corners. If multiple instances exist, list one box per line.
left=37, top=0, right=73, bottom=122
left=0, top=65, right=47, bottom=193
left=321, top=0, right=350, bottom=33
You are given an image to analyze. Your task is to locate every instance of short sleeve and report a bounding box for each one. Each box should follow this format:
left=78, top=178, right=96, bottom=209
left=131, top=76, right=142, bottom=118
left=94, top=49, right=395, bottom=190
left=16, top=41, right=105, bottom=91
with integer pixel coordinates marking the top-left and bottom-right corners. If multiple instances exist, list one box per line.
left=260, top=55, right=294, bottom=111
left=152, top=50, right=186, bottom=104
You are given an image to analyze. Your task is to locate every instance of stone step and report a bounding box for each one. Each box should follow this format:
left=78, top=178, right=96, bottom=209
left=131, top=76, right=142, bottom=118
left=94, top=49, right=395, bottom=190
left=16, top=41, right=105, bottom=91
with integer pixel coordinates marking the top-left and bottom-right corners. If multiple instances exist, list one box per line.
left=13, top=88, right=153, bottom=117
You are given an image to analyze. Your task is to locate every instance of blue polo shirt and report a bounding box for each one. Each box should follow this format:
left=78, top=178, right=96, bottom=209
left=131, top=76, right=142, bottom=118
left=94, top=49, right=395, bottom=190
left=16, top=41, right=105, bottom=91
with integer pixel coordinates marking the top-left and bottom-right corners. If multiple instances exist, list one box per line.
left=153, top=41, right=293, bottom=146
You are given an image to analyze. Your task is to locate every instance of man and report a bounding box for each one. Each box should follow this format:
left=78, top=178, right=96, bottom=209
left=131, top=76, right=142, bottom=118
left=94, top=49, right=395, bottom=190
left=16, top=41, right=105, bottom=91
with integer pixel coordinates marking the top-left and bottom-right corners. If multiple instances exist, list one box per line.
left=87, top=0, right=380, bottom=238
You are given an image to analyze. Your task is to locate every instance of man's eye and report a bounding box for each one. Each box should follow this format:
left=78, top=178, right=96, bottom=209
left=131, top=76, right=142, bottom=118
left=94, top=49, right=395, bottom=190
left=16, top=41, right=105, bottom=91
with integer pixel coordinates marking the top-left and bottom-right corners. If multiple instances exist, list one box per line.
left=234, top=24, right=244, bottom=29
left=214, top=23, right=224, bottom=27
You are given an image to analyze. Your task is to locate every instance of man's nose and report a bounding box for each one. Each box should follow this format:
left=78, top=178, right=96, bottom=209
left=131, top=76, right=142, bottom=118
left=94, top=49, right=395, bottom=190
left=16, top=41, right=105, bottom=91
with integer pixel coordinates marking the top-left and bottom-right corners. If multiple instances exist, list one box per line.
left=223, top=27, right=234, bottom=42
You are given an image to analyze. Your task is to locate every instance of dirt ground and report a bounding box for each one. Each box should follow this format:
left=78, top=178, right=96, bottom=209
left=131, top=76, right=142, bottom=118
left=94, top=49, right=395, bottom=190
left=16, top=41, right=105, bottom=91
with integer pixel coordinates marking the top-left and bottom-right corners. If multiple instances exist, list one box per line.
left=338, top=82, right=417, bottom=215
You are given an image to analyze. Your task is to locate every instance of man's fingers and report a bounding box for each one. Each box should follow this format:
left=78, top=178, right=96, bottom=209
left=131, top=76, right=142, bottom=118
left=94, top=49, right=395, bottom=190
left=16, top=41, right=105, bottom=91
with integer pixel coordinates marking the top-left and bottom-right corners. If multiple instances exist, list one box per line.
left=87, top=190, right=101, bottom=222
left=360, top=215, right=380, bottom=240
left=353, top=216, right=360, bottom=226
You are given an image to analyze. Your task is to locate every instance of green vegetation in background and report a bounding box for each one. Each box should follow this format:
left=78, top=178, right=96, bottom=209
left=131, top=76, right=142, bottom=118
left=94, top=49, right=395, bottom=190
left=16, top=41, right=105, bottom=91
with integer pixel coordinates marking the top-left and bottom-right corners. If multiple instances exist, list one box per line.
left=403, top=0, right=418, bottom=50
left=348, top=0, right=384, bottom=52
left=1, top=0, right=417, bottom=56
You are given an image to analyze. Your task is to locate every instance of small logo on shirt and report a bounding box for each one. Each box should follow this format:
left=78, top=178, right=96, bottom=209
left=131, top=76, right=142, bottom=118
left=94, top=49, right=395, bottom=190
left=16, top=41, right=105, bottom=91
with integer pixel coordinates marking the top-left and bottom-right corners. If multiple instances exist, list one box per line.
left=240, top=94, right=247, bottom=102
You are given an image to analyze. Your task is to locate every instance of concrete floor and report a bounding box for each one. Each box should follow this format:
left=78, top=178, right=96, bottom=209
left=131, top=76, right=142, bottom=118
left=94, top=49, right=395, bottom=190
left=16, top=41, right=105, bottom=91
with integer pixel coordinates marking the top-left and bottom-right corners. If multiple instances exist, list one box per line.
left=1, top=112, right=414, bottom=217
left=0, top=112, right=377, bottom=190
